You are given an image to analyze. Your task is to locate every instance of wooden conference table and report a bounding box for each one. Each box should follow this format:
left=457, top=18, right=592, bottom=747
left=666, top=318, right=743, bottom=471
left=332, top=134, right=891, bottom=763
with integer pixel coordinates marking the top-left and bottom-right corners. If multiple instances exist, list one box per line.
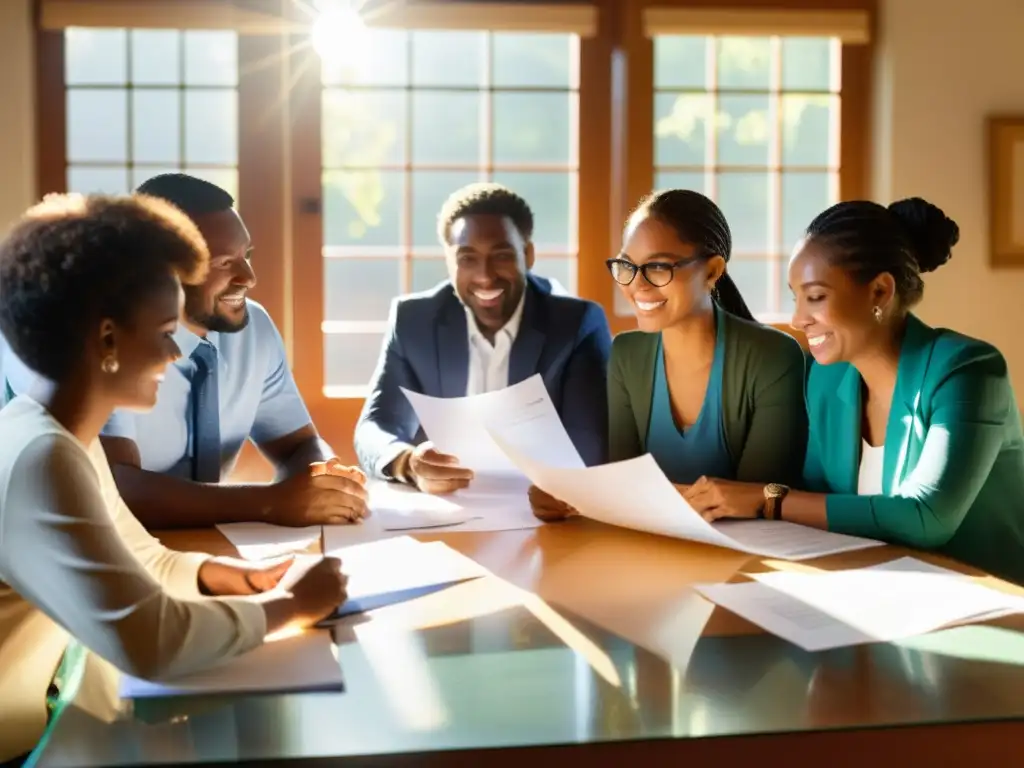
left=36, top=519, right=1024, bottom=766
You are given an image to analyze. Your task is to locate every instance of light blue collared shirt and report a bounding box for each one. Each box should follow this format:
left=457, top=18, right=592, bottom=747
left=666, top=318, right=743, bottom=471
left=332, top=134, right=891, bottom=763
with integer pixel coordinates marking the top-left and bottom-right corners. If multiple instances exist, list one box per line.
left=2, top=300, right=312, bottom=480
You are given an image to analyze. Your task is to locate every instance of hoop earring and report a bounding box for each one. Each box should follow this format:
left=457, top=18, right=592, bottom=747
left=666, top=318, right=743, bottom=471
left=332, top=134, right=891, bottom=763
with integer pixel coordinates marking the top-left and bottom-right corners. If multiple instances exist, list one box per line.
left=872, top=305, right=884, bottom=323
left=100, top=355, right=120, bottom=374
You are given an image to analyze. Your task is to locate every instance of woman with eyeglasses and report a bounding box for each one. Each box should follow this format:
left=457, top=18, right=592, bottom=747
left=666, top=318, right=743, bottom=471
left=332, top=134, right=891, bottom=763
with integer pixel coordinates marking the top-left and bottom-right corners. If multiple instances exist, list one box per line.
left=530, top=189, right=807, bottom=521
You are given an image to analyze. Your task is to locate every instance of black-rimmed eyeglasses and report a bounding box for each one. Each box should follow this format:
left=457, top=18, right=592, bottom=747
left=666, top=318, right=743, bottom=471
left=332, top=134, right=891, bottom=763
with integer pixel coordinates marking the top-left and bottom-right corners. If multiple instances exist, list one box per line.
left=605, top=257, right=698, bottom=287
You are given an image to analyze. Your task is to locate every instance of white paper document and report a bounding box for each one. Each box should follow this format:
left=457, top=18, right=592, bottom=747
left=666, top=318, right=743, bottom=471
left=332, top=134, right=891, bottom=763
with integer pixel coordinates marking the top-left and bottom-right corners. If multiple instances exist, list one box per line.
left=325, top=536, right=489, bottom=616
left=326, top=475, right=540, bottom=548
left=119, top=630, right=342, bottom=699
left=216, top=522, right=320, bottom=560
left=695, top=557, right=1024, bottom=651
left=488, top=437, right=882, bottom=561
left=369, top=481, right=476, bottom=530
left=401, top=374, right=585, bottom=474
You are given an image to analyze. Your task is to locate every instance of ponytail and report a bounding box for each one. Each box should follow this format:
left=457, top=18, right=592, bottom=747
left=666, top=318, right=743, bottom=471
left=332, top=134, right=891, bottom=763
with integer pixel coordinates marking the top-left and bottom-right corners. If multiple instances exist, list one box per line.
left=713, top=271, right=755, bottom=322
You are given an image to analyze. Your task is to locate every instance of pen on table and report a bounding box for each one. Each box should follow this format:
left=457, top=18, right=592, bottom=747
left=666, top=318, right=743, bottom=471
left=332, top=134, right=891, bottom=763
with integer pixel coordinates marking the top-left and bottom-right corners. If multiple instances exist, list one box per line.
left=320, top=524, right=326, bottom=556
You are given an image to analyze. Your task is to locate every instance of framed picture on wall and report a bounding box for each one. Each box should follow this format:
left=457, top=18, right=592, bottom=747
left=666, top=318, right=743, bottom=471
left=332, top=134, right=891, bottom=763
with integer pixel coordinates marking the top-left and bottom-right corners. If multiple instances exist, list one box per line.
left=988, top=115, right=1024, bottom=267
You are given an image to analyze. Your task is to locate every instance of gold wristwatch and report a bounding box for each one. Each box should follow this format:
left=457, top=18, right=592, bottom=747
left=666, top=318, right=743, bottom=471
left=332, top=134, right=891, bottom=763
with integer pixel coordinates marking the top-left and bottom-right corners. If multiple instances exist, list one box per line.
left=762, top=483, right=790, bottom=520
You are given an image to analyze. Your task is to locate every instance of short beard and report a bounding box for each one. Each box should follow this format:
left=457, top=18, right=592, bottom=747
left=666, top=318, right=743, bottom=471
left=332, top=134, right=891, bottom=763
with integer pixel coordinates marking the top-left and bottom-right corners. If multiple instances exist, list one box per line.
left=184, top=290, right=250, bottom=334
left=198, top=308, right=250, bottom=334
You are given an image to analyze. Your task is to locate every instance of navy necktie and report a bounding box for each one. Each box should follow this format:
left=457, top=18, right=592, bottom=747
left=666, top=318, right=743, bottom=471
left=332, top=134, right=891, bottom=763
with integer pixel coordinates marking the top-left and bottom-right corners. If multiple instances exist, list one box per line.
left=190, top=342, right=221, bottom=483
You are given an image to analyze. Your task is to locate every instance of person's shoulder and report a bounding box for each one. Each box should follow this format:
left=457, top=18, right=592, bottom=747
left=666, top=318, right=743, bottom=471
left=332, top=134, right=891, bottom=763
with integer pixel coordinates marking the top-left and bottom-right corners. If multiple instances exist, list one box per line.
left=241, top=298, right=279, bottom=339
left=725, top=312, right=803, bottom=358
left=0, top=398, right=85, bottom=473
left=925, top=325, right=1008, bottom=380
left=390, top=281, right=457, bottom=325
left=610, top=329, right=657, bottom=361
left=541, top=290, right=607, bottom=327
left=724, top=313, right=805, bottom=383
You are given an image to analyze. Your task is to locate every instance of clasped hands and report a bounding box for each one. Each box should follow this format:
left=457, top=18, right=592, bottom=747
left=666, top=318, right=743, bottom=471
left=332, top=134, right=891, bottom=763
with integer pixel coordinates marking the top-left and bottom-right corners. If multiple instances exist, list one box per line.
left=268, top=457, right=369, bottom=526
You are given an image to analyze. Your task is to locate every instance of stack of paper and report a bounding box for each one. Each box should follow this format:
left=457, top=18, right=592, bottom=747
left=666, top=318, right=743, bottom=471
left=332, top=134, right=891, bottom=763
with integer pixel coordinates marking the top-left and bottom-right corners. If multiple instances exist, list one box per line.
left=695, top=557, right=1024, bottom=651
left=119, top=629, right=342, bottom=699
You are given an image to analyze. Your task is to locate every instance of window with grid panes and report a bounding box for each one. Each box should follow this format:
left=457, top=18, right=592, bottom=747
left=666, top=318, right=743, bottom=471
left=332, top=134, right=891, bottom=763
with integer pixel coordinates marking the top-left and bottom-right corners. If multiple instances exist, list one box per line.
left=64, top=27, right=239, bottom=198
left=638, top=35, right=840, bottom=321
left=320, top=29, right=579, bottom=395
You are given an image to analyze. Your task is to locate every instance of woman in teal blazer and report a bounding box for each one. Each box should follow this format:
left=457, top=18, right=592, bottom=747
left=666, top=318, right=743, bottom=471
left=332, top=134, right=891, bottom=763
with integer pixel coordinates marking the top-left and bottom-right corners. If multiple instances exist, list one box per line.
left=684, top=197, right=1024, bottom=584
left=531, top=189, right=807, bottom=520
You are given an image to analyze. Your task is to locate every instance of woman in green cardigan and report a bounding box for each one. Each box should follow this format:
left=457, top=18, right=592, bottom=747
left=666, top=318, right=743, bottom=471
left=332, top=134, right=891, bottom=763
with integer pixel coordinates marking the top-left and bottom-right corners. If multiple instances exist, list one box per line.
left=530, top=189, right=807, bottom=520
left=684, top=197, right=1024, bottom=584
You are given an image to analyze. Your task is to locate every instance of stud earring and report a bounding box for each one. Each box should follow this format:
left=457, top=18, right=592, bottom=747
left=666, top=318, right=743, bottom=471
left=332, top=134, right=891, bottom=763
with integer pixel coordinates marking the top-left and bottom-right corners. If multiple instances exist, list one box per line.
left=100, top=355, right=120, bottom=374
left=872, top=305, right=883, bottom=323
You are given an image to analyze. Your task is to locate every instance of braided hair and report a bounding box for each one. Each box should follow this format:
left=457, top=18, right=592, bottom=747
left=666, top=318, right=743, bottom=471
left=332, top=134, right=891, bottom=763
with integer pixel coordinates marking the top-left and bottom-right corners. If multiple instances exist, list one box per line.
left=803, top=197, right=959, bottom=308
left=630, top=189, right=755, bottom=321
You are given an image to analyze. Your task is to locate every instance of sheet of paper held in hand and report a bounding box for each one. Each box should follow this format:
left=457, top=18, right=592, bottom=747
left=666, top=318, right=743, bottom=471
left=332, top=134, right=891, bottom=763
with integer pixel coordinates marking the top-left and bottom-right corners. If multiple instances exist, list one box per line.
left=694, top=557, right=1024, bottom=651
left=400, top=373, right=586, bottom=474
left=487, top=434, right=883, bottom=561
left=119, top=630, right=342, bottom=699
left=321, top=374, right=581, bottom=543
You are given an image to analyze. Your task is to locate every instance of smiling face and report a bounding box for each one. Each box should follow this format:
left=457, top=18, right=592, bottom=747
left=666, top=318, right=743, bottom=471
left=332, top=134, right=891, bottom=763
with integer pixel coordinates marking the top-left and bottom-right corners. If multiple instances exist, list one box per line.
left=183, top=208, right=255, bottom=334
left=617, top=214, right=723, bottom=333
left=788, top=237, right=896, bottom=365
left=446, top=213, right=533, bottom=334
left=97, top=273, right=184, bottom=410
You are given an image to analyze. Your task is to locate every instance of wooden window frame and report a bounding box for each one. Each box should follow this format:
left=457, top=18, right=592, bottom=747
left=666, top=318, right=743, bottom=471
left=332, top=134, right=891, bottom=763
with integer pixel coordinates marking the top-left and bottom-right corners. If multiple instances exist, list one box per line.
left=611, top=0, right=874, bottom=337
left=34, top=0, right=874, bottom=465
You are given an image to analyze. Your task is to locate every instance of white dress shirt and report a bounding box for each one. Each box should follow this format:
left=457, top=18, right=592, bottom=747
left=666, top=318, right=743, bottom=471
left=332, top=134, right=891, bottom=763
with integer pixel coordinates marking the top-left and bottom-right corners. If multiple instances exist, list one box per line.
left=0, top=396, right=266, bottom=762
left=464, top=292, right=526, bottom=396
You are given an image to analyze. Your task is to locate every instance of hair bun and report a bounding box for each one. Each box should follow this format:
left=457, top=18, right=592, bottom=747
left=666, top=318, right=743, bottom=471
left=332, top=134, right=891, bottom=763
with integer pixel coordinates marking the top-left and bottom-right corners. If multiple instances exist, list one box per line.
left=887, top=197, right=959, bottom=273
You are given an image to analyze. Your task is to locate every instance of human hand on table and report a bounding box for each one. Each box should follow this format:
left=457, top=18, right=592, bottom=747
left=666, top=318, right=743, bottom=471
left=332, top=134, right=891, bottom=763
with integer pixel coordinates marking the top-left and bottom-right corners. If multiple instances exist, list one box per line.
left=528, top=485, right=578, bottom=522
left=405, top=441, right=474, bottom=495
left=267, top=458, right=368, bottom=526
left=198, top=555, right=295, bottom=596
left=680, top=476, right=765, bottom=521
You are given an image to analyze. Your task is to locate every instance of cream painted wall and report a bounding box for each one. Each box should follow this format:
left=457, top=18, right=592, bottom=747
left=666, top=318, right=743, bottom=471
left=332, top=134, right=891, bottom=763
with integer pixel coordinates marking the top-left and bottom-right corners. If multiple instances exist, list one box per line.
left=1, top=0, right=1022, bottom=389
left=0, top=0, right=35, bottom=234
left=872, top=0, right=1024, bottom=395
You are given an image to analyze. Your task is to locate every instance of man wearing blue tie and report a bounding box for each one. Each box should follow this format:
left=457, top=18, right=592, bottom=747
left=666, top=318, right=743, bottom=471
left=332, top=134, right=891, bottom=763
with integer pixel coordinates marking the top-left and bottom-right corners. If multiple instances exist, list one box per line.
left=354, top=182, right=612, bottom=494
left=4, top=175, right=367, bottom=528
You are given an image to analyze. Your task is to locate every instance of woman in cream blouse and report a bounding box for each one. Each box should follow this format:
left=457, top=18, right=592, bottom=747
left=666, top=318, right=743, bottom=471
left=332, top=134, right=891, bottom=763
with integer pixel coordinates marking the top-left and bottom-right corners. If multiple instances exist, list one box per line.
left=0, top=194, right=348, bottom=763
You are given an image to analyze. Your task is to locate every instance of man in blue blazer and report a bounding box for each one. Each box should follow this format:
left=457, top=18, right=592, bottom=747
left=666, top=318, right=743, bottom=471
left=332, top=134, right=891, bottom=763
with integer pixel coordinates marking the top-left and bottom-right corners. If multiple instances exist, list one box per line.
left=354, top=183, right=611, bottom=493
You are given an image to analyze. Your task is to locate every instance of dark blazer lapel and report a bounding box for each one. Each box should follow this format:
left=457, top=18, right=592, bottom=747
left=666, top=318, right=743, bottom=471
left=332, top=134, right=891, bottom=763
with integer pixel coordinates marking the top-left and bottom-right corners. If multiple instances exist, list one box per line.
left=833, top=364, right=863, bottom=492
left=509, top=283, right=545, bottom=385
left=882, top=313, right=935, bottom=493
left=436, top=295, right=469, bottom=397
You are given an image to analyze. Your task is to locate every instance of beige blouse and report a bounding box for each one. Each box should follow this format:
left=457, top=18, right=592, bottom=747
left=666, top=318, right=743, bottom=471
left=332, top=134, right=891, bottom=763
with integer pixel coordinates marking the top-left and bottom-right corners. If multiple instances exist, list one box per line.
left=0, top=396, right=267, bottom=761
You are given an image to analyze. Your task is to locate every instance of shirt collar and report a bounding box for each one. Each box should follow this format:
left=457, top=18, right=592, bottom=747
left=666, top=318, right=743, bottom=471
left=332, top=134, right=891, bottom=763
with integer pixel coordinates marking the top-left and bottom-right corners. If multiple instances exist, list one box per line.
left=173, top=323, right=221, bottom=368
left=465, top=289, right=526, bottom=346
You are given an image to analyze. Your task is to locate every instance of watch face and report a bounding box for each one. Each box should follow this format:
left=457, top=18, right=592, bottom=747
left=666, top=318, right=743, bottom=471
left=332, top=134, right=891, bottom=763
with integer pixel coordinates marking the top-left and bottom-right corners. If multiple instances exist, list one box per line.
left=765, top=483, right=789, bottom=498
